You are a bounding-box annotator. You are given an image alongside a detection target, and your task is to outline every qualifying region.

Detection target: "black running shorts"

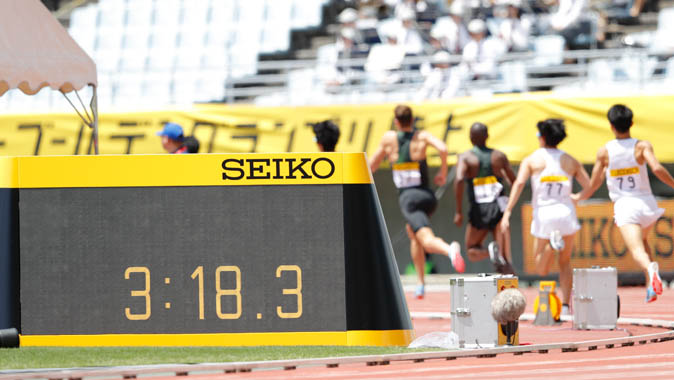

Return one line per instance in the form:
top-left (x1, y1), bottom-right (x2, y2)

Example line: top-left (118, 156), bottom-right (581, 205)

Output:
top-left (398, 187), bottom-right (437, 232)
top-left (468, 201), bottom-right (503, 230)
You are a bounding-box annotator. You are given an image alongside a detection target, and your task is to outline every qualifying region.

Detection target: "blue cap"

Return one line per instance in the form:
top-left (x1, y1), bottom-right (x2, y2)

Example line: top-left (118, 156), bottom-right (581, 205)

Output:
top-left (156, 123), bottom-right (184, 141)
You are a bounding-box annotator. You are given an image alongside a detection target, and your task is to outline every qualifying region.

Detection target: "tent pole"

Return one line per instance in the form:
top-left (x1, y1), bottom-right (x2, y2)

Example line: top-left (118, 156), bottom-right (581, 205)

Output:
top-left (91, 85), bottom-right (99, 155)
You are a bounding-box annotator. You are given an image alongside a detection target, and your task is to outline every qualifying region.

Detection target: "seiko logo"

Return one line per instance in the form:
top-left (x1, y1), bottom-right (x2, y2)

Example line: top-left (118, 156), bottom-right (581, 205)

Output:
top-left (221, 158), bottom-right (336, 180)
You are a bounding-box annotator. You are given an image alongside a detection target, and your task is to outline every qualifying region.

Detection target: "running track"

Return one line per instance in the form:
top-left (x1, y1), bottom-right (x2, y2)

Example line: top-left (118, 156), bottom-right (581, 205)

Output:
top-left (160, 286), bottom-right (673, 380)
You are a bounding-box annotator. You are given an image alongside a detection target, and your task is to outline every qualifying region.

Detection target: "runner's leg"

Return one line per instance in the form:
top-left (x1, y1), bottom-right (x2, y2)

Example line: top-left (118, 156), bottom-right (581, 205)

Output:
top-left (465, 224), bottom-right (489, 262)
top-left (416, 227), bottom-right (465, 272)
top-left (407, 224), bottom-right (426, 287)
top-left (533, 237), bottom-right (556, 276)
top-left (557, 234), bottom-right (575, 306)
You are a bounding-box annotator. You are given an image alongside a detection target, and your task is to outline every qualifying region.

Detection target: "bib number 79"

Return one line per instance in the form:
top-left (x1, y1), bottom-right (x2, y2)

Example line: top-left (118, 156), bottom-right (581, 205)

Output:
top-left (617, 176), bottom-right (636, 190)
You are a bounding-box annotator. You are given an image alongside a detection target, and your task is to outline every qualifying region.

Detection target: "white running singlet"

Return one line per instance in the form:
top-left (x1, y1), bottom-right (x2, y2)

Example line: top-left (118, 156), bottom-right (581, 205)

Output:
top-left (531, 148), bottom-right (573, 209)
top-left (529, 148), bottom-right (579, 238)
top-left (605, 138), bottom-right (652, 202)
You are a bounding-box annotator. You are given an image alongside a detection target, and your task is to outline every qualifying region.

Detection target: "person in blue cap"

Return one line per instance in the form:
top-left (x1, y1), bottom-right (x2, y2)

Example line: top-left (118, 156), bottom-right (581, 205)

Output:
top-left (157, 122), bottom-right (188, 154)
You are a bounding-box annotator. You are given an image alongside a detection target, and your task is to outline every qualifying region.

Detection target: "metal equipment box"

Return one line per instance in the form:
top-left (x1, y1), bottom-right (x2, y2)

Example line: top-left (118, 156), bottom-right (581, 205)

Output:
top-left (573, 267), bottom-right (618, 330)
top-left (450, 274), bottom-right (519, 348)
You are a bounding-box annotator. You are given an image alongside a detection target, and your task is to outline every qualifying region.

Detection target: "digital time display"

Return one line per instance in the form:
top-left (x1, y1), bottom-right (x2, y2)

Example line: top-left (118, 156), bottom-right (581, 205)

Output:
top-left (19, 186), bottom-right (346, 335)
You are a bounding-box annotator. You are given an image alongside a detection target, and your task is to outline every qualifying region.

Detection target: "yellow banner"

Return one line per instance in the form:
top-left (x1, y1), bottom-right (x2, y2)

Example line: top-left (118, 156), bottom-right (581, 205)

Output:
top-left (1, 93), bottom-right (674, 164)
top-left (520, 199), bottom-right (674, 275)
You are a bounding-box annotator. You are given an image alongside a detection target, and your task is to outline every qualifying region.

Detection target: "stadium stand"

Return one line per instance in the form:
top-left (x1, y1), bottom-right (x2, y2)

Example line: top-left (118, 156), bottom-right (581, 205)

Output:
top-left (0, 0), bottom-right (672, 112)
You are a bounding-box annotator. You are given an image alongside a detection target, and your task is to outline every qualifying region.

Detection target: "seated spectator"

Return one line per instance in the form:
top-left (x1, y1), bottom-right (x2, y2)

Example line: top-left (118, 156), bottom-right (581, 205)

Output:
top-left (365, 31), bottom-right (406, 85)
top-left (543, 0), bottom-right (598, 49)
top-left (417, 50), bottom-right (463, 99)
top-left (318, 27), bottom-right (368, 89)
top-left (461, 19), bottom-right (507, 79)
top-left (498, 0), bottom-right (534, 51)
top-left (395, 0), bottom-right (441, 22)
top-left (430, 1), bottom-right (470, 54)
top-left (394, 7), bottom-right (427, 56)
top-left (337, 8), bottom-right (367, 46)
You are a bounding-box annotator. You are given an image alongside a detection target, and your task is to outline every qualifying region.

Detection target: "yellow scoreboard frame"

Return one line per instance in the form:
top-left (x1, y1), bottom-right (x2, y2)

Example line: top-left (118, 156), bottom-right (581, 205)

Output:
top-left (1, 153), bottom-right (415, 347)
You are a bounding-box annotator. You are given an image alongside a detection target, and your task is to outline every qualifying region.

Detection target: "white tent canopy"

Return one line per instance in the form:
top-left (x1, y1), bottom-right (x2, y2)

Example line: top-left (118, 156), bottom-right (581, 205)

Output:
top-left (0, 0), bottom-right (99, 152)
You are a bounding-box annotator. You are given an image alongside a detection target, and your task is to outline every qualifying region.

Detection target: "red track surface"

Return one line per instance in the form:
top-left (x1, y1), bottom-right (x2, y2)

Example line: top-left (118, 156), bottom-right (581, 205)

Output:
top-left (150, 286), bottom-right (673, 380)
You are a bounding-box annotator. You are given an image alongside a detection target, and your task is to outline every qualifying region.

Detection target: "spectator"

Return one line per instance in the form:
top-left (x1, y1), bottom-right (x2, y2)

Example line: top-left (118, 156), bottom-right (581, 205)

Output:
top-left (156, 122), bottom-right (188, 154)
top-left (498, 0), bottom-right (534, 51)
top-left (395, 7), bottom-right (427, 56)
top-left (365, 29), bottom-right (406, 85)
top-left (318, 28), bottom-right (365, 89)
top-left (430, 1), bottom-right (470, 54)
top-left (337, 8), bottom-right (367, 46)
top-left (544, 0), bottom-right (598, 49)
top-left (418, 51), bottom-right (462, 99)
top-left (461, 19), bottom-right (506, 79)
top-left (312, 120), bottom-right (341, 152)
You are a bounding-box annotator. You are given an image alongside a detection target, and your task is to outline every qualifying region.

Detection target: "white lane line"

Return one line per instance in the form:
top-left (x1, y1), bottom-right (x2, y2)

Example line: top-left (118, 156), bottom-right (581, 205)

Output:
top-left (277, 352), bottom-right (674, 380)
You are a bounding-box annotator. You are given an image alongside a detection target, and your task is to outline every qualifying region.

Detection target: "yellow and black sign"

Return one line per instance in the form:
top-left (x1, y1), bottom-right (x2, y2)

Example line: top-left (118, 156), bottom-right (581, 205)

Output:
top-left (4, 153), bottom-right (412, 347)
top-left (1, 94), bottom-right (674, 164)
top-left (521, 200), bottom-right (674, 275)
top-left (8, 153), bottom-right (372, 188)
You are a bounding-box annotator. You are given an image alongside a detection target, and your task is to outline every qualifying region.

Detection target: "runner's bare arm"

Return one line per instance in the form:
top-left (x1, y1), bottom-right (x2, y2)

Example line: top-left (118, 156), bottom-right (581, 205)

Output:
top-left (453, 153), bottom-right (467, 226)
top-left (640, 140), bottom-right (674, 189)
top-left (572, 155), bottom-right (591, 192)
top-left (368, 132), bottom-right (392, 173)
top-left (422, 131), bottom-right (448, 186)
top-left (497, 150), bottom-right (517, 186)
top-left (500, 157), bottom-right (532, 233)
top-left (575, 147), bottom-right (608, 201)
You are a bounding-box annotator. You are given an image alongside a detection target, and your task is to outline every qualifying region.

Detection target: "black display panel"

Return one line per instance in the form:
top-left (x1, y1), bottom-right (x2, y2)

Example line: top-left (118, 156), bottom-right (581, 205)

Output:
top-left (19, 185), bottom-right (346, 335)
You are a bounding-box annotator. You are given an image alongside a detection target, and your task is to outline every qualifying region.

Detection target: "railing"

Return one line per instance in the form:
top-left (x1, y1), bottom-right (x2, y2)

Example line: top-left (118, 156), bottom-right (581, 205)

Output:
top-left (1, 47), bottom-right (672, 113)
top-left (219, 47), bottom-right (673, 105)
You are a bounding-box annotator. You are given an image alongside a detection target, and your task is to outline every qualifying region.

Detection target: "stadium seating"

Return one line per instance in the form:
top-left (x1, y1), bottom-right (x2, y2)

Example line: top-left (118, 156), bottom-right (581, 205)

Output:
top-left (51, 0), bottom-right (327, 109)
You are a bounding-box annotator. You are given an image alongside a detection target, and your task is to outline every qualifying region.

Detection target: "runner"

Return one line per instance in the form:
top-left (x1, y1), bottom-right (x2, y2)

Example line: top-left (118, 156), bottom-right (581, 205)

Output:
top-left (369, 104), bottom-right (465, 299)
top-left (454, 122), bottom-right (517, 274)
top-left (575, 104), bottom-right (674, 302)
top-left (501, 119), bottom-right (590, 314)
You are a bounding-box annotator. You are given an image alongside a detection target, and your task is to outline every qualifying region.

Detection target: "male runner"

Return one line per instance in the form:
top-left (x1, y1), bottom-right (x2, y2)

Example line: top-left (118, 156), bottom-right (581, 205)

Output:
top-left (454, 122), bottom-right (517, 274)
top-left (370, 105), bottom-right (465, 299)
top-left (501, 119), bottom-right (590, 314)
top-left (575, 104), bottom-right (674, 302)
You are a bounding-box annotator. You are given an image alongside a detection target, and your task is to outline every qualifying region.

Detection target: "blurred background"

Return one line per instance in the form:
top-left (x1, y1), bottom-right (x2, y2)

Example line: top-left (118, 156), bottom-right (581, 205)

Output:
top-left (2, 0), bottom-right (672, 111)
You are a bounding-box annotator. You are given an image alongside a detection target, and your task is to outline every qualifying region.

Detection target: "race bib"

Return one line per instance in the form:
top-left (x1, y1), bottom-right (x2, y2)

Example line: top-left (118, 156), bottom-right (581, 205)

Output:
top-left (473, 176), bottom-right (502, 204)
top-left (539, 175), bottom-right (570, 200)
top-left (609, 166), bottom-right (640, 192)
top-left (392, 162), bottom-right (422, 189)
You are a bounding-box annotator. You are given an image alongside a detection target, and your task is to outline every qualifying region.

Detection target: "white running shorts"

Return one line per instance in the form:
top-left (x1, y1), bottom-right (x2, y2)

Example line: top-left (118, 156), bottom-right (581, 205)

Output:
top-left (613, 195), bottom-right (664, 228)
top-left (531, 202), bottom-right (580, 239)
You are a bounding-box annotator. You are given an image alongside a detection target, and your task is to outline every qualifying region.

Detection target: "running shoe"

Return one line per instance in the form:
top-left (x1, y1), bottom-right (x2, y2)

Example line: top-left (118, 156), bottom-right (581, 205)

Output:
top-left (646, 287), bottom-right (657, 303)
top-left (448, 241), bottom-right (465, 273)
top-left (648, 262), bottom-right (663, 295)
top-left (561, 304), bottom-right (571, 316)
top-left (488, 241), bottom-right (506, 267)
top-left (550, 230), bottom-right (564, 252)
top-left (415, 284), bottom-right (425, 299)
